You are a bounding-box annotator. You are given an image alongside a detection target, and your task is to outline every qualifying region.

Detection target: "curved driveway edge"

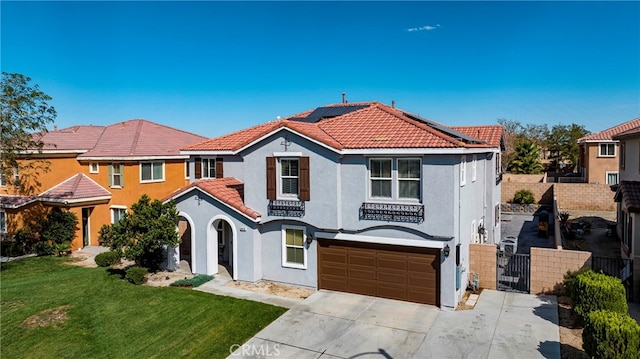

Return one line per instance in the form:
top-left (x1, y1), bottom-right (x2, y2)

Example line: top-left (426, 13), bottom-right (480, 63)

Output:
top-left (229, 289), bottom-right (560, 358)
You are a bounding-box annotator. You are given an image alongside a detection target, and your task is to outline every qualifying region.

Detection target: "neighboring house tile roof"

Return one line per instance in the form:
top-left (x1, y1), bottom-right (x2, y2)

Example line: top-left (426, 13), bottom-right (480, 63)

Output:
top-left (578, 118), bottom-right (640, 142)
top-left (613, 126), bottom-right (640, 140)
top-left (38, 119), bottom-right (207, 158)
top-left (165, 178), bottom-right (261, 221)
top-left (39, 174), bottom-right (111, 204)
top-left (0, 195), bottom-right (38, 209)
top-left (452, 125), bottom-right (505, 148)
top-left (183, 102), bottom-right (498, 153)
top-left (614, 181), bottom-right (640, 213)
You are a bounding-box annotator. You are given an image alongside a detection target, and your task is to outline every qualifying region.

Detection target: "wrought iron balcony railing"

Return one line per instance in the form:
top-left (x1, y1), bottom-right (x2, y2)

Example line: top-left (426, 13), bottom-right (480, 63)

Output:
top-left (268, 200), bottom-right (305, 217)
top-left (359, 202), bottom-right (424, 224)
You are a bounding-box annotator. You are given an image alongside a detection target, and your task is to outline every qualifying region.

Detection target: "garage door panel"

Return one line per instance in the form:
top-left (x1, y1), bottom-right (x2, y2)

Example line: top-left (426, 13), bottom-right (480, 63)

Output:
top-left (318, 239), bottom-right (440, 306)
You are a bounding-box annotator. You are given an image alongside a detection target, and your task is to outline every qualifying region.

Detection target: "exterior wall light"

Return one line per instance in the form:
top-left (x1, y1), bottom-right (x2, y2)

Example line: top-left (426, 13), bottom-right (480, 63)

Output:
top-left (443, 244), bottom-right (450, 257)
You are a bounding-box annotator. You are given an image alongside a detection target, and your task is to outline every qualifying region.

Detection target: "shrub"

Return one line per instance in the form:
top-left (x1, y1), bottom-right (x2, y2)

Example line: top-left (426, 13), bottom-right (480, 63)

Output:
top-left (513, 189), bottom-right (535, 204)
top-left (94, 251), bottom-right (121, 267)
top-left (583, 310), bottom-right (640, 359)
top-left (573, 270), bottom-right (627, 318)
top-left (125, 267), bottom-right (148, 285)
top-left (563, 268), bottom-right (589, 298)
top-left (170, 274), bottom-right (214, 288)
top-left (34, 241), bottom-right (54, 256)
top-left (41, 208), bottom-right (78, 246)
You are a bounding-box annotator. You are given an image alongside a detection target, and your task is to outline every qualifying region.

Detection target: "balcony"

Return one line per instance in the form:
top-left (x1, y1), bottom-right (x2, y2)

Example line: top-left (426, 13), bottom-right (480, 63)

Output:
top-left (268, 200), bottom-right (305, 217)
top-left (359, 202), bottom-right (425, 224)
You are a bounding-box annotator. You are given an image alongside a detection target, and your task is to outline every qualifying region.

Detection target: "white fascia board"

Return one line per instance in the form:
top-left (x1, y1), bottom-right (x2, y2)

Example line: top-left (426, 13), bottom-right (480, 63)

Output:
top-left (581, 139), bottom-right (619, 143)
top-left (180, 150), bottom-right (235, 156)
top-left (343, 147), bottom-right (497, 156)
top-left (78, 155), bottom-right (189, 161)
top-left (32, 149), bottom-right (88, 154)
top-left (165, 186), bottom-right (261, 223)
top-left (40, 195), bottom-right (112, 205)
top-left (315, 231), bottom-right (448, 249)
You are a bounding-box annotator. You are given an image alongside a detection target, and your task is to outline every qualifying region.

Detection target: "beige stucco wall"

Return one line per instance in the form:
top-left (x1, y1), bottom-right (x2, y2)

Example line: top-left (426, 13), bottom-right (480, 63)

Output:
top-left (585, 142), bottom-right (619, 184)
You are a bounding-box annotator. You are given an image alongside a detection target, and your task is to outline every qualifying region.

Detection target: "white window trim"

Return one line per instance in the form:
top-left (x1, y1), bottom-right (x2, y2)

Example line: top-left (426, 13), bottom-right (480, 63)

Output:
top-left (89, 163), bottom-right (99, 174)
top-left (472, 155), bottom-right (477, 182)
top-left (460, 156), bottom-right (467, 187)
top-left (278, 157), bottom-right (300, 199)
top-left (605, 171), bottom-right (619, 185)
top-left (471, 220), bottom-right (478, 243)
top-left (0, 209), bottom-right (6, 233)
top-left (598, 143), bottom-right (616, 157)
top-left (110, 163), bottom-right (123, 189)
top-left (397, 158), bottom-right (421, 201)
top-left (184, 160), bottom-right (190, 180)
top-left (200, 158), bottom-right (217, 179)
top-left (110, 205), bottom-right (127, 224)
top-left (281, 225), bottom-right (307, 269)
top-left (139, 161), bottom-right (165, 183)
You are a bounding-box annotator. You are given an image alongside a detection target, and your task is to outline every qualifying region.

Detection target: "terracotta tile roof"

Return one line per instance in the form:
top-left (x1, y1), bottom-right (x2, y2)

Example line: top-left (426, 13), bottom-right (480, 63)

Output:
top-left (0, 195), bottom-right (38, 209)
top-left (578, 118), bottom-right (640, 142)
top-left (613, 126), bottom-right (640, 140)
top-left (614, 181), bottom-right (640, 213)
top-left (37, 119), bottom-right (206, 158)
top-left (166, 178), bottom-right (261, 220)
top-left (452, 125), bottom-right (504, 148)
top-left (183, 102), bottom-right (498, 153)
top-left (39, 174), bottom-right (111, 204)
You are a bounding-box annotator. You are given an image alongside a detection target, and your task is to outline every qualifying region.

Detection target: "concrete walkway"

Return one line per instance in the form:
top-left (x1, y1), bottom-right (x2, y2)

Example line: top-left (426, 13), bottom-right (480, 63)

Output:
top-left (229, 290), bottom-right (560, 358)
top-left (195, 266), bottom-right (303, 309)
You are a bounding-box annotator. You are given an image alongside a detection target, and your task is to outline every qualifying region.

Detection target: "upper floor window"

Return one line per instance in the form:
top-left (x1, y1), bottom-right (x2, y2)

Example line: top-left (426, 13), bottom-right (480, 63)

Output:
top-left (472, 155), bottom-right (477, 182)
top-left (140, 161), bottom-right (164, 182)
top-left (184, 160), bottom-right (190, 179)
top-left (619, 142), bottom-right (626, 170)
top-left (194, 157), bottom-right (223, 179)
top-left (369, 158), bottom-right (421, 201)
top-left (108, 163), bottom-right (124, 188)
top-left (0, 165), bottom-right (19, 187)
top-left (89, 163), bottom-right (99, 174)
top-left (606, 172), bottom-right (619, 185)
top-left (370, 158), bottom-right (392, 198)
top-left (398, 159), bottom-right (420, 200)
top-left (280, 158), bottom-right (299, 197)
top-left (281, 225), bottom-right (307, 269)
top-left (266, 156), bottom-right (309, 201)
top-left (598, 143), bottom-right (616, 157)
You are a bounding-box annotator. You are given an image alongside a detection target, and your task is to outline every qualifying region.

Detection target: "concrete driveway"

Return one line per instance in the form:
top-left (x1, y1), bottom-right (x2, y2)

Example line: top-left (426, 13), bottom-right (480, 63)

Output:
top-left (229, 289), bottom-right (560, 358)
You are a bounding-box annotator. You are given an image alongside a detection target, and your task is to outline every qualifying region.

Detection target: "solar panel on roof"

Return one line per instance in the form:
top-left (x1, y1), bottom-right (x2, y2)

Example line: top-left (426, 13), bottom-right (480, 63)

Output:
top-left (290, 105), bottom-right (369, 123)
top-left (403, 112), bottom-right (484, 144)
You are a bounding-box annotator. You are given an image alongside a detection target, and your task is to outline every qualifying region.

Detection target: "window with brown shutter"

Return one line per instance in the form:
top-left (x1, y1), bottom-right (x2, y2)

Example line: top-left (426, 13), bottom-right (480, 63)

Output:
top-left (215, 157), bottom-right (224, 178)
top-left (299, 156), bottom-right (310, 201)
top-left (266, 157), bottom-right (276, 199)
top-left (194, 157), bottom-right (202, 179)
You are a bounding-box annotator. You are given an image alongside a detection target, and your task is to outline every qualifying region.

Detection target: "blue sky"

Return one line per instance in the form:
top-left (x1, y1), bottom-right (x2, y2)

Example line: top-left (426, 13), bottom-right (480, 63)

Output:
top-left (2, 1), bottom-right (638, 138)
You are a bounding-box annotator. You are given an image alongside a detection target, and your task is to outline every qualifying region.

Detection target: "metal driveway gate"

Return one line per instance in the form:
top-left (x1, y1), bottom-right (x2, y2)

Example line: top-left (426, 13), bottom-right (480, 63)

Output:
top-left (497, 252), bottom-right (530, 293)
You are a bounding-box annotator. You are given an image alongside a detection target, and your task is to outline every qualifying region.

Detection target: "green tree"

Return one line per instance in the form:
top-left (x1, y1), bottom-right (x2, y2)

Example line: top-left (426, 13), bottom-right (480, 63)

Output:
top-left (99, 195), bottom-right (179, 270)
top-left (509, 140), bottom-right (544, 174)
top-left (545, 124), bottom-right (590, 171)
top-left (41, 208), bottom-right (78, 255)
top-left (0, 72), bottom-right (56, 191)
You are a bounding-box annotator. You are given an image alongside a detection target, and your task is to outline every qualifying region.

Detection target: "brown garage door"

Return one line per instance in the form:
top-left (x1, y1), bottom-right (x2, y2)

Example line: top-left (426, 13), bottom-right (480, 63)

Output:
top-left (318, 239), bottom-right (440, 306)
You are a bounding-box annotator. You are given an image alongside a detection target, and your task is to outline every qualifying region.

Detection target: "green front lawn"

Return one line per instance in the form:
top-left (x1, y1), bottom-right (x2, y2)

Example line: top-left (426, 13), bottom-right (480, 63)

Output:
top-left (1, 257), bottom-right (286, 358)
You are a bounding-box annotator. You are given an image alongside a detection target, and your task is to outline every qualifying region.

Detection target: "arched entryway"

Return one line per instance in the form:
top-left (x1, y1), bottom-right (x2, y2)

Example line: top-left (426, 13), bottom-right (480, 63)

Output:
top-left (178, 215), bottom-right (193, 273)
top-left (208, 216), bottom-right (237, 279)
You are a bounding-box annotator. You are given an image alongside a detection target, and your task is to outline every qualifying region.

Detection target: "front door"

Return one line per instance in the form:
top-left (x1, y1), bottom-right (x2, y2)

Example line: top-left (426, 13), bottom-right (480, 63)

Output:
top-left (81, 207), bottom-right (92, 247)
top-left (178, 217), bottom-right (191, 268)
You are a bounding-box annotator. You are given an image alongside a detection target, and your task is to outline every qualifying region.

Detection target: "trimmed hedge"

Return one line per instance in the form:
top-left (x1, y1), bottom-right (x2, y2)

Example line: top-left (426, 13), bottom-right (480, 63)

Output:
top-left (572, 270), bottom-right (627, 318)
top-left (94, 251), bottom-right (121, 267)
top-left (513, 189), bottom-right (536, 204)
top-left (583, 310), bottom-right (640, 359)
top-left (170, 275), bottom-right (214, 288)
top-left (125, 267), bottom-right (148, 285)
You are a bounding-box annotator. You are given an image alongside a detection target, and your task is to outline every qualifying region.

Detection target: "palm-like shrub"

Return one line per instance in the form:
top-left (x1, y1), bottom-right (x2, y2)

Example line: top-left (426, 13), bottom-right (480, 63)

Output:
top-left (509, 140), bottom-right (543, 174)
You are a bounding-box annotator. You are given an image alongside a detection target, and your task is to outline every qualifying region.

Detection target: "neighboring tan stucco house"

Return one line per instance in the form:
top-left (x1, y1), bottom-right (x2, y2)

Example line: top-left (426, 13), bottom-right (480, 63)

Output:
top-left (578, 118), bottom-right (640, 185)
top-left (612, 125), bottom-right (640, 301)
top-left (0, 120), bottom-right (206, 250)
top-left (165, 101), bottom-right (504, 310)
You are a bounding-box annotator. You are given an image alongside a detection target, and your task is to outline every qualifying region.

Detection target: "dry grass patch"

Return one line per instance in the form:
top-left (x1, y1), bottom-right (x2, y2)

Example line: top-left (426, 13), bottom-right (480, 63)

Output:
top-left (22, 305), bottom-right (71, 329)
top-left (226, 280), bottom-right (314, 300)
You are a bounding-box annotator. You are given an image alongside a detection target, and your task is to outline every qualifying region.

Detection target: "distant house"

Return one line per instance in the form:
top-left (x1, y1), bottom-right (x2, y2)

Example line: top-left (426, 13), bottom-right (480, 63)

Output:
top-left (577, 118), bottom-right (640, 185)
top-left (166, 101), bottom-right (504, 310)
top-left (0, 120), bottom-right (206, 250)
top-left (612, 125), bottom-right (640, 301)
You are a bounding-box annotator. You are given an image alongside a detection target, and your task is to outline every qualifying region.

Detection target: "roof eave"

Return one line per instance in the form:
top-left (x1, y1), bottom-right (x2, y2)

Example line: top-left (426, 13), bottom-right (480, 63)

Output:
top-left (164, 186), bottom-right (261, 223)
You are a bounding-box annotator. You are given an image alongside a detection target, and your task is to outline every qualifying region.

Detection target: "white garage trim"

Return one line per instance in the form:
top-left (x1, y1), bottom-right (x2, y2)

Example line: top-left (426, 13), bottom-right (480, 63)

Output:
top-left (315, 232), bottom-right (447, 249)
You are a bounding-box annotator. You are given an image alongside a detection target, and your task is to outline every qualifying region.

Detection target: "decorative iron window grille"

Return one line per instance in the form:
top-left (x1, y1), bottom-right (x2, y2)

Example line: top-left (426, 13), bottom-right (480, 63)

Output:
top-left (268, 200), bottom-right (305, 217)
top-left (359, 202), bottom-right (424, 223)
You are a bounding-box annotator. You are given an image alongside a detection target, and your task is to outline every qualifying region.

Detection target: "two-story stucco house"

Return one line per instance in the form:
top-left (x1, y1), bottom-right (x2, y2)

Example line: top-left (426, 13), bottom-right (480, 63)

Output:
top-left (577, 118), bottom-right (640, 185)
top-left (0, 119), bottom-right (206, 250)
top-left (612, 125), bottom-right (640, 301)
top-left (165, 102), bottom-right (504, 310)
